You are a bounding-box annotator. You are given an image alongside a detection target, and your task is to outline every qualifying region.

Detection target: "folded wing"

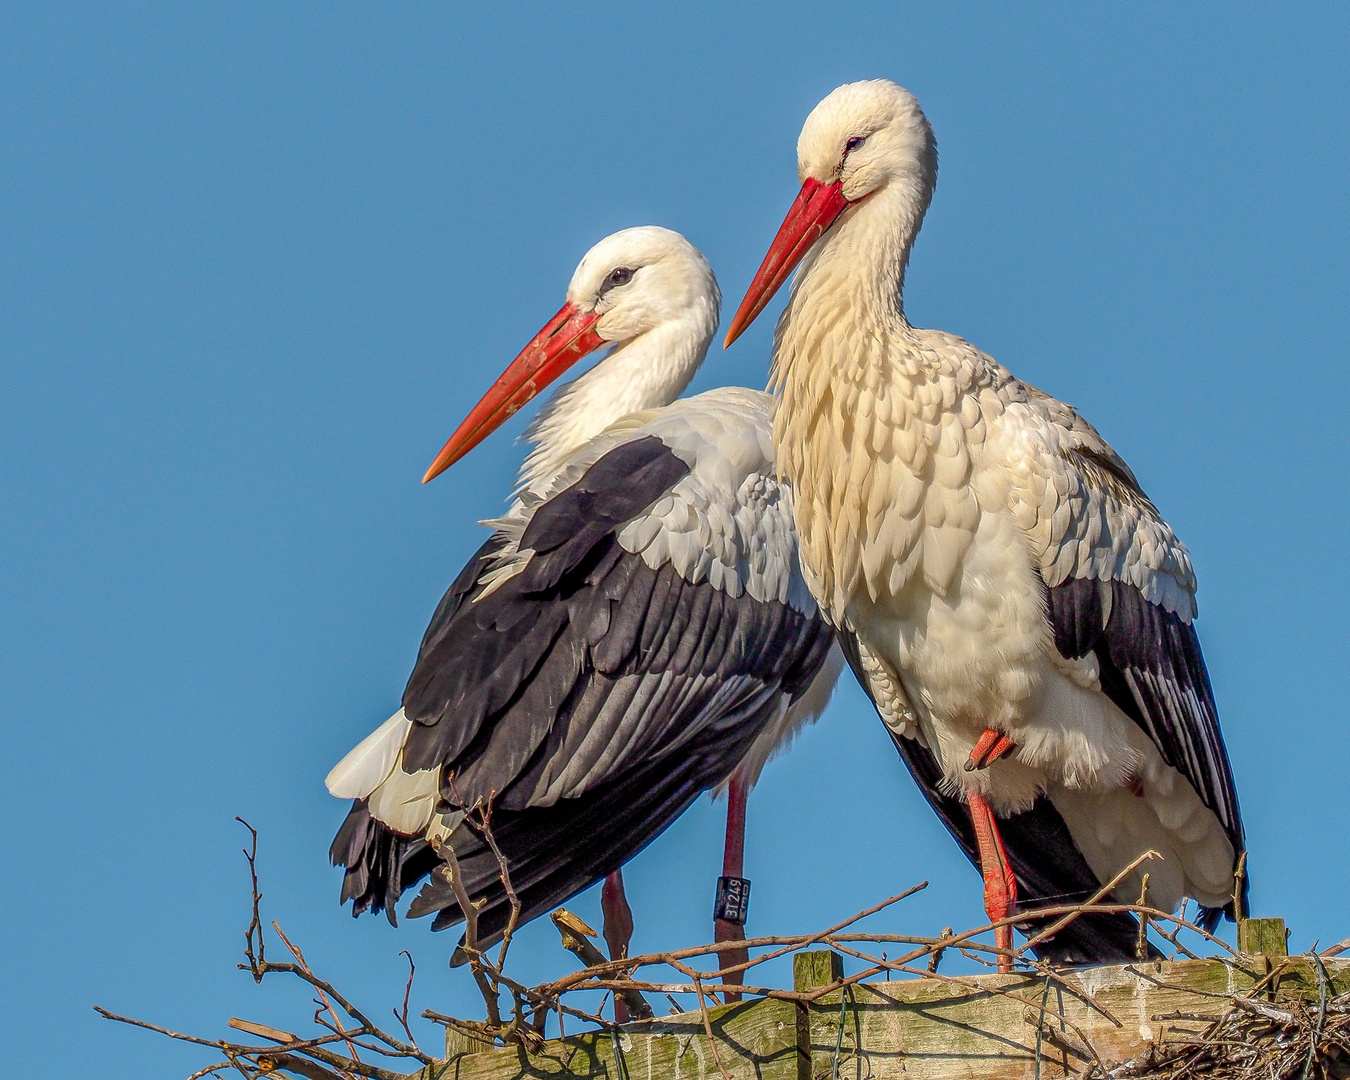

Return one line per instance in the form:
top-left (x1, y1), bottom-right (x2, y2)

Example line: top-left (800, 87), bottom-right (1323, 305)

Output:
top-left (330, 392), bottom-right (836, 945)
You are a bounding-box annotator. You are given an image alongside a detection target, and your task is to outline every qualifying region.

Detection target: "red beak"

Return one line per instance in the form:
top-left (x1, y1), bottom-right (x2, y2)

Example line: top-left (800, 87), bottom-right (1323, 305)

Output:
top-left (723, 178), bottom-right (852, 348)
top-left (422, 302), bottom-right (604, 484)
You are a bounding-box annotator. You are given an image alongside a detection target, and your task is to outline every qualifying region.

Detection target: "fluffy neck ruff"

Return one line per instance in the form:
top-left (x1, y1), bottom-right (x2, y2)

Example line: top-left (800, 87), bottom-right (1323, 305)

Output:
top-left (767, 180), bottom-right (965, 619)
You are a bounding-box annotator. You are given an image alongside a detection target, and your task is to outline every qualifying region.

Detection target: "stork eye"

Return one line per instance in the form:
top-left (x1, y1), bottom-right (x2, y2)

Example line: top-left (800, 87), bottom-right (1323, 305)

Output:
top-left (844, 135), bottom-right (867, 156)
top-left (607, 267), bottom-right (634, 287)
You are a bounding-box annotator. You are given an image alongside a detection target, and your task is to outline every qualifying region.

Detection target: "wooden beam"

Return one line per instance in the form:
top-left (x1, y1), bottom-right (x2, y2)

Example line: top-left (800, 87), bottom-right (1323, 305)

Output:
top-left (412, 954), bottom-right (1349, 1080)
top-left (444, 1024), bottom-right (494, 1062)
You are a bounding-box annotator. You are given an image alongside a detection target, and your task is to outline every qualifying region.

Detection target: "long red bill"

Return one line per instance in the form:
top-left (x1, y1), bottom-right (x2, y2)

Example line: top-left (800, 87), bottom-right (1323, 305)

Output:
top-left (723, 178), bottom-right (851, 348)
top-left (422, 302), bottom-right (604, 483)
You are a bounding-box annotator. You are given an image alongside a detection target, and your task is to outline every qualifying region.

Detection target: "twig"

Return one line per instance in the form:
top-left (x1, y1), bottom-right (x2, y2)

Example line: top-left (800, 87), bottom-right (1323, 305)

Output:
top-left (928, 927), bottom-right (953, 974)
top-left (236, 817), bottom-right (265, 981)
top-left (425, 956), bottom-right (620, 1042)
top-left (1026, 958), bottom-right (1125, 1029)
top-left (185, 1064), bottom-right (235, 1080)
top-left (1152, 915), bottom-right (1202, 961)
top-left (429, 995), bottom-right (612, 1038)
top-left (468, 799), bottom-right (523, 974)
top-left (1016, 850), bottom-right (1160, 957)
top-left (94, 1007), bottom-right (410, 1080)
top-left (539, 897), bottom-right (1235, 1014)
top-left (550, 908), bottom-right (653, 1021)
top-left (536, 977), bottom-right (780, 998)
top-left (96, 1006), bottom-right (236, 1052)
top-left (720, 881), bottom-right (929, 982)
top-left (428, 792), bottom-right (548, 1050)
top-left (1232, 850), bottom-right (1247, 922)
top-left (272, 920), bottom-right (362, 1065)
top-left (1135, 874), bottom-right (1151, 962)
top-left (541, 881), bottom-right (929, 995)
top-left (693, 976), bottom-right (735, 1080)
top-left (394, 951), bottom-right (418, 1051)
top-left (1023, 1009), bottom-right (1097, 1066)
top-left (433, 838), bottom-right (503, 1029)
top-left (231, 821), bottom-right (431, 1065)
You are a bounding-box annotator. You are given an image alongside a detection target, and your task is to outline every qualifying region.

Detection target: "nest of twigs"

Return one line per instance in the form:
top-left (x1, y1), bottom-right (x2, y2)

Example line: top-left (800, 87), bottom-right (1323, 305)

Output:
top-left (1115, 981), bottom-right (1350, 1080)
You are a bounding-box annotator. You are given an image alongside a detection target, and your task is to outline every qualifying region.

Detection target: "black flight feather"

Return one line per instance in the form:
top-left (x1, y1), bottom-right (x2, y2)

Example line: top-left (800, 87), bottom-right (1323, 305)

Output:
top-left (331, 435), bottom-right (835, 937)
top-left (1045, 576), bottom-right (1246, 928)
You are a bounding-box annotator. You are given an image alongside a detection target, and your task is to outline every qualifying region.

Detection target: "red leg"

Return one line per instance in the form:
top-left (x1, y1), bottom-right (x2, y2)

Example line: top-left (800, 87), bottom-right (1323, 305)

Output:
top-left (715, 772), bottom-right (750, 1003)
top-left (966, 728), bottom-right (1016, 771)
top-left (967, 790), bottom-right (1018, 973)
top-left (601, 869), bottom-right (634, 1023)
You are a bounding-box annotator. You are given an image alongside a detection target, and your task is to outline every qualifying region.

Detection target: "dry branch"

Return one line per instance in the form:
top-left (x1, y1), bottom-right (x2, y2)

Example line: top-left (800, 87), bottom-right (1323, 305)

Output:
top-left (97, 819), bottom-right (435, 1080)
top-left (98, 815), bottom-right (1323, 1080)
top-left (551, 908), bottom-right (654, 1020)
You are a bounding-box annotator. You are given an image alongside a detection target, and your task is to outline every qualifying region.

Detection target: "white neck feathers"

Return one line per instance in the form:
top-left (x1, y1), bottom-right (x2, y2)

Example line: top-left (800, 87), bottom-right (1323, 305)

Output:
top-left (517, 313), bottom-right (713, 492)
top-left (768, 176), bottom-right (953, 619)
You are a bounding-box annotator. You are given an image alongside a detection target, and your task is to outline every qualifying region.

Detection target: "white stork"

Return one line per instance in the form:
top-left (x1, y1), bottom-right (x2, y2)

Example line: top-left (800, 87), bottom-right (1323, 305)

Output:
top-left (326, 227), bottom-right (841, 1002)
top-left (725, 81), bottom-right (1246, 968)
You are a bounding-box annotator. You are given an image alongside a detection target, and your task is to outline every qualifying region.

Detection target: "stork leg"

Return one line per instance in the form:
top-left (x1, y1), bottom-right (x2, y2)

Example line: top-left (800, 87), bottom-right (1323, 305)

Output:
top-left (601, 869), bottom-right (634, 1023)
top-left (967, 788), bottom-right (1018, 973)
top-left (715, 772), bottom-right (750, 1002)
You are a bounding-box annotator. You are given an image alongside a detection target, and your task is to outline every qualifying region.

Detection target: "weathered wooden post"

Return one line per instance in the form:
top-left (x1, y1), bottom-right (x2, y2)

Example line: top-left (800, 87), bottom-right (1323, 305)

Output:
top-left (793, 950), bottom-right (844, 991)
top-left (1238, 916), bottom-right (1288, 960)
top-left (793, 950), bottom-right (844, 1080)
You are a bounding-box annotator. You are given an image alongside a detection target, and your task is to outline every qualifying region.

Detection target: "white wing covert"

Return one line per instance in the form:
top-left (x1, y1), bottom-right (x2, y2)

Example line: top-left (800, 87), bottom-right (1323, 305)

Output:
top-left (1010, 387), bottom-right (1197, 620)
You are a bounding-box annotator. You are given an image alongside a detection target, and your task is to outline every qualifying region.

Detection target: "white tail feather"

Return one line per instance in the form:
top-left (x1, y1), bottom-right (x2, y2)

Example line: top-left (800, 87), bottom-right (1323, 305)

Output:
top-left (367, 758), bottom-right (440, 835)
top-left (325, 709), bottom-right (412, 799)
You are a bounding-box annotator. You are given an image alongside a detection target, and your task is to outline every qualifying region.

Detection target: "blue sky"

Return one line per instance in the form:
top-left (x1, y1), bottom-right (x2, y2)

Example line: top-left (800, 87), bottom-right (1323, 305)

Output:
top-left (2, 4), bottom-right (1347, 1075)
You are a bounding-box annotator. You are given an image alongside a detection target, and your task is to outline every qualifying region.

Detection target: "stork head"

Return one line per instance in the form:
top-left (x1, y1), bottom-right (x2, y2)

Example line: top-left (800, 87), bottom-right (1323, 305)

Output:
top-left (423, 226), bottom-right (718, 483)
top-left (725, 80), bottom-right (937, 346)
top-left (796, 80), bottom-right (936, 207)
top-left (567, 225), bottom-right (719, 344)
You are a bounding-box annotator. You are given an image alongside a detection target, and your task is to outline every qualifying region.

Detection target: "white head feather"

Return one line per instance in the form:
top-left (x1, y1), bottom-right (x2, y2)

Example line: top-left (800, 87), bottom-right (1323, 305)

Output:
top-left (520, 226), bottom-right (720, 491)
top-left (788, 80), bottom-right (939, 317)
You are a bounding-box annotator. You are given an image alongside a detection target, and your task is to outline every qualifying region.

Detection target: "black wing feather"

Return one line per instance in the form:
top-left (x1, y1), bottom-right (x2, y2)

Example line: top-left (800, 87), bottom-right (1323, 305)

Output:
top-left (332, 435), bottom-right (835, 932)
top-left (1047, 577), bottom-right (1246, 925)
top-left (408, 683), bottom-right (783, 947)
